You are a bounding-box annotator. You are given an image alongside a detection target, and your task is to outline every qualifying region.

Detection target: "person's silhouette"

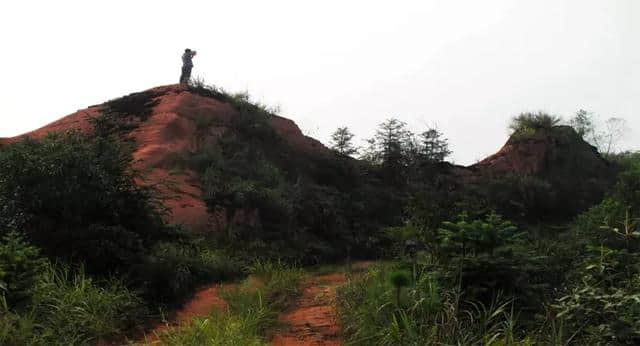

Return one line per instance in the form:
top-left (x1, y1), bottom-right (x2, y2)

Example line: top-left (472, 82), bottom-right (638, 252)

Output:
top-left (180, 48), bottom-right (197, 84)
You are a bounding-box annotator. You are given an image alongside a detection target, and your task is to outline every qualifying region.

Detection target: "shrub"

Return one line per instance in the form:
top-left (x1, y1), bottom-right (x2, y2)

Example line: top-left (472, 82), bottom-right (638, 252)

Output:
top-left (438, 212), bottom-right (522, 258)
top-left (0, 232), bottom-right (47, 308)
top-left (0, 132), bottom-right (165, 274)
top-left (133, 241), bottom-right (245, 303)
top-left (554, 258), bottom-right (640, 344)
top-left (389, 270), bottom-right (411, 306)
top-left (555, 176), bottom-right (640, 344)
top-left (509, 112), bottom-right (561, 136)
top-left (483, 174), bottom-right (557, 220)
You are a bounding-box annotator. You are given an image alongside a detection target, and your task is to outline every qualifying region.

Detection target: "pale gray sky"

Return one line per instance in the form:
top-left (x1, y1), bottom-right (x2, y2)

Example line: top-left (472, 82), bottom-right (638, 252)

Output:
top-left (1, 0), bottom-right (637, 164)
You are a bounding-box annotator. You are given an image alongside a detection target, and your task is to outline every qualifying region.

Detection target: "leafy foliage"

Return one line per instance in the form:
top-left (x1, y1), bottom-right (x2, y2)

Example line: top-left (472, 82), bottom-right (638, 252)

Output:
top-left (483, 174), bottom-right (557, 220)
top-left (0, 132), bottom-right (165, 274)
top-left (509, 112), bottom-right (562, 136)
top-left (134, 240), bottom-right (245, 302)
top-left (438, 212), bottom-right (521, 258)
top-left (173, 82), bottom-right (401, 261)
top-left (330, 126), bottom-right (358, 156)
top-left (554, 174), bottom-right (640, 344)
top-left (418, 127), bottom-right (451, 162)
top-left (0, 232), bottom-right (47, 308)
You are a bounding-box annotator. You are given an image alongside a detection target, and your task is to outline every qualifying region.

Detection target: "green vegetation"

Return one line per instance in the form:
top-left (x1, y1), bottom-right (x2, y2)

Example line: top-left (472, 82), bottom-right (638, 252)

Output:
top-left (337, 146), bottom-right (640, 345)
top-left (0, 131), bottom-right (164, 274)
top-left (153, 260), bottom-right (305, 346)
top-left (1, 258), bottom-right (144, 346)
top-left (330, 126), bottom-right (358, 156)
top-left (184, 82), bottom-right (403, 261)
top-left (338, 264), bottom-right (527, 345)
top-left (0, 82), bottom-right (636, 345)
top-left (509, 112), bottom-right (562, 136)
top-left (0, 232), bottom-right (47, 308)
top-left (569, 109), bottom-right (630, 156)
top-left (0, 101), bottom-right (246, 344)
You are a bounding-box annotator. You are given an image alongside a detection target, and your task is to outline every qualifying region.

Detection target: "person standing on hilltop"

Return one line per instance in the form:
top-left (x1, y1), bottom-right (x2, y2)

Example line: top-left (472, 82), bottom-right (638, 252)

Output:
top-left (179, 48), bottom-right (197, 84)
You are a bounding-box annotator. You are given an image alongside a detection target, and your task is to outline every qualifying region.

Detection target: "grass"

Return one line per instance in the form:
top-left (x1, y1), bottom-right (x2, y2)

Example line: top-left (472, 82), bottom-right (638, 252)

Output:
top-left (509, 112), bottom-right (562, 137)
top-left (150, 260), bottom-right (305, 346)
top-left (336, 263), bottom-right (538, 345)
top-left (0, 262), bottom-right (146, 346)
top-left (157, 311), bottom-right (270, 346)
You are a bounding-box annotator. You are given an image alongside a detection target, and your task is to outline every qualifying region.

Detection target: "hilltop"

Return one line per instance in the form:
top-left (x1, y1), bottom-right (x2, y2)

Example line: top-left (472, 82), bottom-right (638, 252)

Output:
top-left (1, 84), bottom-right (618, 229)
top-left (2, 85), bottom-right (331, 231)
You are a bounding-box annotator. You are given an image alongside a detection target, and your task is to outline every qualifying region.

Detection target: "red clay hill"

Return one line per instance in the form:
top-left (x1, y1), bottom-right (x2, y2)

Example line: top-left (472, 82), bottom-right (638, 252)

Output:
top-left (0, 85), bottom-right (617, 227)
top-left (463, 124), bottom-right (618, 217)
top-left (0, 85), bottom-right (330, 231)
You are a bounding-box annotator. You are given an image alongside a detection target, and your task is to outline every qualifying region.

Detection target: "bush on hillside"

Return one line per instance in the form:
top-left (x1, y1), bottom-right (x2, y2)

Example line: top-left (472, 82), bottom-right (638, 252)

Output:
top-left (133, 241), bottom-right (244, 302)
top-left (509, 112), bottom-right (561, 136)
top-left (0, 232), bottom-right (47, 308)
top-left (0, 131), bottom-right (166, 274)
top-left (483, 174), bottom-right (557, 220)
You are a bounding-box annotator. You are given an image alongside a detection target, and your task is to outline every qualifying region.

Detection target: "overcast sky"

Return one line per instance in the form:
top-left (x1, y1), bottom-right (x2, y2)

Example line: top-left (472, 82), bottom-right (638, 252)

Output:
top-left (1, 0), bottom-right (637, 164)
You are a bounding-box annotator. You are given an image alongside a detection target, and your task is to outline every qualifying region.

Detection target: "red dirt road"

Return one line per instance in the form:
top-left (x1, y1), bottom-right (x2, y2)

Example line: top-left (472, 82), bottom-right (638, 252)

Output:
top-left (271, 273), bottom-right (347, 346)
top-left (140, 283), bottom-right (232, 345)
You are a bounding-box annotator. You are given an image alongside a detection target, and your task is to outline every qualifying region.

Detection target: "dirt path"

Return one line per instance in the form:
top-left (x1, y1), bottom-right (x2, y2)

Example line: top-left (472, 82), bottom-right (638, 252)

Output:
top-left (139, 283), bottom-right (233, 345)
top-left (271, 273), bottom-right (347, 346)
top-left (270, 261), bottom-right (376, 346)
top-left (125, 261), bottom-right (374, 346)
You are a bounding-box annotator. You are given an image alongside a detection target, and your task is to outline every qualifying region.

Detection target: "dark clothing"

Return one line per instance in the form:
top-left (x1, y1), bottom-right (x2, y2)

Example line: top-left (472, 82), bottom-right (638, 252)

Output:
top-left (180, 65), bottom-right (193, 84)
top-left (182, 51), bottom-right (195, 68)
top-left (180, 51), bottom-right (196, 84)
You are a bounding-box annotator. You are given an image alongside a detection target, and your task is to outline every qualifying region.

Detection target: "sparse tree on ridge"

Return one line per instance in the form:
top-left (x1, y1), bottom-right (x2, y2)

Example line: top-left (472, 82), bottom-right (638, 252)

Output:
top-left (570, 109), bottom-right (594, 138)
top-left (569, 109), bottom-right (629, 155)
top-left (330, 127), bottom-right (358, 156)
top-left (364, 118), bottom-right (414, 186)
top-left (601, 117), bottom-right (629, 155)
top-left (375, 118), bottom-right (413, 165)
top-left (419, 127), bottom-right (451, 162)
top-left (359, 137), bottom-right (379, 164)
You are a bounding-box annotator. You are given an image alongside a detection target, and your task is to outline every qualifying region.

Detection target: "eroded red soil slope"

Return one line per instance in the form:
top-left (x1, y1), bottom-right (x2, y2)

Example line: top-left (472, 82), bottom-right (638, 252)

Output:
top-left (0, 84), bottom-right (330, 231)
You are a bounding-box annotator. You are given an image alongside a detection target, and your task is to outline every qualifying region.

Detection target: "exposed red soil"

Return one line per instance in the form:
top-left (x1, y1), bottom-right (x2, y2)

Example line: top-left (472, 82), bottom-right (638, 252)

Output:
top-left (1, 106), bottom-right (101, 145)
top-left (471, 135), bottom-right (550, 175)
top-left (271, 273), bottom-right (347, 346)
top-left (0, 84), bottom-right (331, 232)
top-left (140, 282), bottom-right (234, 345)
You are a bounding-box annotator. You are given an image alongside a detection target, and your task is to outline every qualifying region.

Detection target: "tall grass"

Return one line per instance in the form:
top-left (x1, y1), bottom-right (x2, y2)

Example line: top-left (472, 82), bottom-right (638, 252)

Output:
top-left (157, 311), bottom-right (270, 346)
top-left (509, 112), bottom-right (562, 137)
top-left (152, 260), bottom-right (305, 346)
top-left (337, 263), bottom-right (534, 345)
top-left (0, 262), bottom-right (145, 346)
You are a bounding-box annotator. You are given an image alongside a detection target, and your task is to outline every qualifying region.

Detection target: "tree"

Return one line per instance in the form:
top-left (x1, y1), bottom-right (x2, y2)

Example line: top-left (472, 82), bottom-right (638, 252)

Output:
top-left (569, 109), bottom-right (629, 155)
top-left (569, 109), bottom-right (594, 138)
top-left (419, 127), bottom-right (451, 162)
top-left (368, 118), bottom-right (414, 185)
top-left (438, 212), bottom-right (521, 258)
top-left (330, 126), bottom-right (358, 156)
top-left (601, 117), bottom-right (629, 155)
top-left (0, 132), bottom-right (165, 274)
